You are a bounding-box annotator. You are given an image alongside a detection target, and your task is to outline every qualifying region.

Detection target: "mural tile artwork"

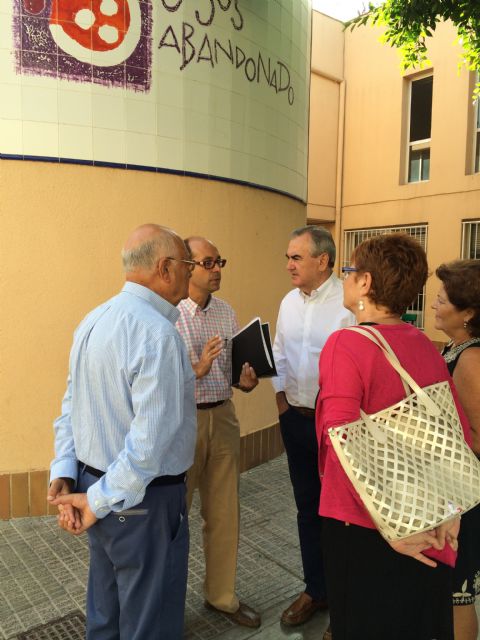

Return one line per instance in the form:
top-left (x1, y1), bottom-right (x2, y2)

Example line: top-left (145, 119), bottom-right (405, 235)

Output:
top-left (13, 0), bottom-right (152, 91)
top-left (3, 0), bottom-right (312, 200)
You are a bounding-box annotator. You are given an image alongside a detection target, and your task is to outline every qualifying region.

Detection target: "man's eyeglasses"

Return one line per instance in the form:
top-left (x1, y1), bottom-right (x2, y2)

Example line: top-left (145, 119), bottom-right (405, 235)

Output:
top-left (341, 266), bottom-right (358, 280)
top-left (168, 257), bottom-right (197, 272)
top-left (193, 258), bottom-right (227, 270)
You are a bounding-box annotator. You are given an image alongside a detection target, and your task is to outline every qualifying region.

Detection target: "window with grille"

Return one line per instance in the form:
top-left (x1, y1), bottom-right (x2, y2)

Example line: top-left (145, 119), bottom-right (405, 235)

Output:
top-left (462, 220), bottom-right (480, 259)
top-left (407, 75), bottom-right (433, 183)
top-left (343, 224), bottom-right (428, 329)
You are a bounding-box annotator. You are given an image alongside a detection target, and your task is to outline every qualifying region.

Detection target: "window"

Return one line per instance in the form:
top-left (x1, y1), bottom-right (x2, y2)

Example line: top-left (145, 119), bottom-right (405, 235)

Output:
top-left (474, 100), bottom-right (480, 173)
top-left (407, 75), bottom-right (433, 182)
top-left (462, 220), bottom-right (480, 259)
top-left (466, 71), bottom-right (480, 175)
top-left (343, 224), bottom-right (428, 329)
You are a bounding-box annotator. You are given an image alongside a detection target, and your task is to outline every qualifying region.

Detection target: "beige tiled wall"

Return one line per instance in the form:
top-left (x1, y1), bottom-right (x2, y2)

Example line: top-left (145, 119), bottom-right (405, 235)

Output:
top-left (0, 469), bottom-right (57, 520)
top-left (0, 425), bottom-right (284, 520)
top-left (240, 423), bottom-right (284, 473)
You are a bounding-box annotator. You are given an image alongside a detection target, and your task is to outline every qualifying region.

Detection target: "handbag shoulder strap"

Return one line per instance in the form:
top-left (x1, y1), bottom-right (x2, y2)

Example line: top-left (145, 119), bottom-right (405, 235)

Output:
top-left (346, 326), bottom-right (409, 396)
top-left (344, 326), bottom-right (442, 417)
top-left (350, 326), bottom-right (405, 365)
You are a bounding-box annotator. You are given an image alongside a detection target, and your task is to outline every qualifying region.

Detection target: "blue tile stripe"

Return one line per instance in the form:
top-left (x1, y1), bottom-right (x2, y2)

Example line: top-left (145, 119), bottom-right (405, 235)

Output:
top-left (0, 153), bottom-right (305, 203)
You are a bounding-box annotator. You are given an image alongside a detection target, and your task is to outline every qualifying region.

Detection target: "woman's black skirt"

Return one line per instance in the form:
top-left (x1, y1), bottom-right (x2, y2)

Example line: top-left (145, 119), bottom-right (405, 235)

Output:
top-left (322, 517), bottom-right (453, 640)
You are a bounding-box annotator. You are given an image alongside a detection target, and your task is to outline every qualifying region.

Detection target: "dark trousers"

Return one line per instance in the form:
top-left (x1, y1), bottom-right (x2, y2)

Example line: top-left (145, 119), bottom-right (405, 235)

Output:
top-left (78, 468), bottom-right (189, 640)
top-left (279, 406), bottom-right (326, 600)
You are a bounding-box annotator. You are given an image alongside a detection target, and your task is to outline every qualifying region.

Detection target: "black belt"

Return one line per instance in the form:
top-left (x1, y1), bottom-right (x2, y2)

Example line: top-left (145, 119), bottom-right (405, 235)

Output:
top-left (291, 405), bottom-right (315, 419)
top-left (79, 462), bottom-right (185, 487)
top-left (197, 400), bottom-right (226, 410)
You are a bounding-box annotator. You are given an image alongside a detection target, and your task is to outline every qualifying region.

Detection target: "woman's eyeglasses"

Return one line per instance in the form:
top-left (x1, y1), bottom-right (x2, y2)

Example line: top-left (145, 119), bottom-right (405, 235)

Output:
top-left (341, 266), bottom-right (358, 280)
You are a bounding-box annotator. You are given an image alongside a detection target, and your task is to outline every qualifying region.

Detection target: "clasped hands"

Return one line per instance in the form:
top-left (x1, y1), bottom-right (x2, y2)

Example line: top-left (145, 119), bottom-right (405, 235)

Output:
top-left (388, 517), bottom-right (460, 567)
top-left (47, 477), bottom-right (97, 536)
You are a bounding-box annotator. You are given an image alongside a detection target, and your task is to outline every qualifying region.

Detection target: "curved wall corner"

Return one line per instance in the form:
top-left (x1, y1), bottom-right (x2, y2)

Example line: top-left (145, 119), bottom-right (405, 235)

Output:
top-left (0, 2), bottom-right (311, 517)
top-left (0, 160), bottom-right (305, 476)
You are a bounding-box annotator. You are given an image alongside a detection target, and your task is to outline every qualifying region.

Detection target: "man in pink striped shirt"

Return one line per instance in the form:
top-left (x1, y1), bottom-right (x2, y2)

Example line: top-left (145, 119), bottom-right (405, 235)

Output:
top-left (176, 236), bottom-right (261, 629)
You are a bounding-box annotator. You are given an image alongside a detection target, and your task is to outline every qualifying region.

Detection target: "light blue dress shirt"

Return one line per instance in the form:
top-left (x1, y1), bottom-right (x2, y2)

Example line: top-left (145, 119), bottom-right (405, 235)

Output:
top-left (50, 282), bottom-right (197, 519)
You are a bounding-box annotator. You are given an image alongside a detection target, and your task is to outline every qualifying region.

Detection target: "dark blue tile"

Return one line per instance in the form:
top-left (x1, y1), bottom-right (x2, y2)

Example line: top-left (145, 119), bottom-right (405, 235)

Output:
top-left (23, 154), bottom-right (60, 163)
top-left (126, 163), bottom-right (157, 172)
top-left (93, 160), bottom-right (127, 169)
top-left (59, 158), bottom-right (94, 166)
top-left (0, 153), bottom-right (24, 160)
top-left (157, 166), bottom-right (185, 176)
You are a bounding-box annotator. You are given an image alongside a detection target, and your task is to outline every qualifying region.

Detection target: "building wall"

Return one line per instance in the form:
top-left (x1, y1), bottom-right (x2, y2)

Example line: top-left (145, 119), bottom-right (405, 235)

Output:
top-left (341, 20), bottom-right (480, 340)
top-left (0, 1), bottom-right (313, 518)
top-left (6, 10), bottom-right (478, 518)
top-left (0, 160), bottom-right (304, 515)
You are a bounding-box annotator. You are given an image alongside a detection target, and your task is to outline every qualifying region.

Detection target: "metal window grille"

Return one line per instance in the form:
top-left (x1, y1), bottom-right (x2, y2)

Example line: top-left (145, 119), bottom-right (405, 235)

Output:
top-left (343, 224), bottom-right (428, 329)
top-left (461, 220), bottom-right (480, 259)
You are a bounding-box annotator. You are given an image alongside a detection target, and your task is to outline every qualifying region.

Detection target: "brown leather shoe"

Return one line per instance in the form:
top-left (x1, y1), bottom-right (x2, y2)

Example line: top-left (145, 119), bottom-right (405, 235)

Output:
top-left (280, 592), bottom-right (328, 626)
top-left (204, 601), bottom-right (261, 628)
top-left (323, 624), bottom-right (332, 640)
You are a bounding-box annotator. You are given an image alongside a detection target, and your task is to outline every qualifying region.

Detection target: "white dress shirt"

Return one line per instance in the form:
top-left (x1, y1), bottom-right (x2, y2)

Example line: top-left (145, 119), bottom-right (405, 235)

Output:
top-left (272, 274), bottom-right (355, 408)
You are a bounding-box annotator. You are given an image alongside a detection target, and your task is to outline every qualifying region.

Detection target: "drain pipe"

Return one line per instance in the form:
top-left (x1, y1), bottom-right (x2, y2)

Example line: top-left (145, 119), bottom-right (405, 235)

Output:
top-left (334, 79), bottom-right (346, 272)
top-left (308, 66), bottom-right (346, 274)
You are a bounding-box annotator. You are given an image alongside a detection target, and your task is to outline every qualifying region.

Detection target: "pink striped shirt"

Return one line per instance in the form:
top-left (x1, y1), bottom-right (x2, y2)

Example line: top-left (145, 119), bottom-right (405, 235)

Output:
top-left (176, 296), bottom-right (239, 403)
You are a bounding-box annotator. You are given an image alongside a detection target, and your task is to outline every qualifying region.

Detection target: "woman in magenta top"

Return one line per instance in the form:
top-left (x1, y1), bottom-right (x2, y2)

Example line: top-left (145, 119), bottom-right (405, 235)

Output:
top-left (316, 234), bottom-right (470, 640)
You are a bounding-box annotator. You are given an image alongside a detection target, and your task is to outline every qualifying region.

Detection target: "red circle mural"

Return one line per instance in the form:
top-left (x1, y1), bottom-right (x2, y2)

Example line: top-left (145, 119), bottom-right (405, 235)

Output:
top-left (49, 0), bottom-right (131, 52)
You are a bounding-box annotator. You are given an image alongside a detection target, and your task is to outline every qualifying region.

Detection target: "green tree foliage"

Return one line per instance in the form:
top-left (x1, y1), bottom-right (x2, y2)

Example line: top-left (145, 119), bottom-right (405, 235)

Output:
top-left (349, 1), bottom-right (480, 97)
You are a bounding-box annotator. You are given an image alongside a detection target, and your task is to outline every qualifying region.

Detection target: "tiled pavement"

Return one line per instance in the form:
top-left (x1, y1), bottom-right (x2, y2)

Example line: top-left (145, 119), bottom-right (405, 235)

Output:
top-left (0, 455), bottom-right (330, 639)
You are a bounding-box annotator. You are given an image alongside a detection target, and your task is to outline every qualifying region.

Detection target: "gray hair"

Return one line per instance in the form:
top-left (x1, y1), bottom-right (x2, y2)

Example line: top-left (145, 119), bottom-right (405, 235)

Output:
top-left (121, 229), bottom-right (179, 272)
top-left (291, 225), bottom-right (336, 268)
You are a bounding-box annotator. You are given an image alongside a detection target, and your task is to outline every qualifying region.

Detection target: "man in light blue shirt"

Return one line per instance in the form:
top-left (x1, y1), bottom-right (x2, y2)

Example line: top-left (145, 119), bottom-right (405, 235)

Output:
top-left (48, 224), bottom-right (197, 640)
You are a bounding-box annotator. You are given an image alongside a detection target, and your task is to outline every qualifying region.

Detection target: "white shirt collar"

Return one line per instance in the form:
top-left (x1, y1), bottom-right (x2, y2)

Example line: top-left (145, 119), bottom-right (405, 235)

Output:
top-left (298, 273), bottom-right (335, 302)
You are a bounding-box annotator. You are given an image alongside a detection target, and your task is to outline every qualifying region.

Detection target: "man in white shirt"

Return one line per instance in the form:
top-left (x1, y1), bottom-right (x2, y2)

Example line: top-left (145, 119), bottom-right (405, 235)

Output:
top-left (272, 226), bottom-right (354, 627)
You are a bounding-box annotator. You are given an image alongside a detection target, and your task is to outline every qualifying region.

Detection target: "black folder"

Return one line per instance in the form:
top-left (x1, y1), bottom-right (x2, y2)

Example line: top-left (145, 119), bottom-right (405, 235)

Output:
top-left (231, 317), bottom-right (277, 385)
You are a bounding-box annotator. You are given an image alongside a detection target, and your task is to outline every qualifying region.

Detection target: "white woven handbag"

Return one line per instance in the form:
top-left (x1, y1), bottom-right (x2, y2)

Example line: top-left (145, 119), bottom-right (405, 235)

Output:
top-left (328, 326), bottom-right (480, 541)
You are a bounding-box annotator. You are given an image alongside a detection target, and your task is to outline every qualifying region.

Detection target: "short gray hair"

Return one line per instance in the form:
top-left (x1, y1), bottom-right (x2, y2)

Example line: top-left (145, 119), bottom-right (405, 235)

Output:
top-left (121, 231), bottom-right (179, 272)
top-left (291, 225), bottom-right (336, 268)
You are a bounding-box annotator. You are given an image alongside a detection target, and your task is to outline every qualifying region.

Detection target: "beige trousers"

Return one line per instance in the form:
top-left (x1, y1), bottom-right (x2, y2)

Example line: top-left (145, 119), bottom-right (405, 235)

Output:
top-left (186, 399), bottom-right (240, 613)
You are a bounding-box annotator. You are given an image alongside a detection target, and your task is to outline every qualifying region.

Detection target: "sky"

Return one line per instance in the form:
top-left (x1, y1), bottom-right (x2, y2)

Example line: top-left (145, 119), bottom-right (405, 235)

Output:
top-left (311, 0), bottom-right (371, 22)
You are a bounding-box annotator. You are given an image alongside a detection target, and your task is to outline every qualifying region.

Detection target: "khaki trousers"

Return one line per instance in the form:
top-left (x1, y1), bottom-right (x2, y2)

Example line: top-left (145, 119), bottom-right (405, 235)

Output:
top-left (186, 399), bottom-right (240, 613)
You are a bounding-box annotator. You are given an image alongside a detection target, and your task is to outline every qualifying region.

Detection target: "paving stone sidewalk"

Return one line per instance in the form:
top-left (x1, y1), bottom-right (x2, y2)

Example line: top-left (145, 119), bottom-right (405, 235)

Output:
top-left (0, 455), bottom-right (330, 639)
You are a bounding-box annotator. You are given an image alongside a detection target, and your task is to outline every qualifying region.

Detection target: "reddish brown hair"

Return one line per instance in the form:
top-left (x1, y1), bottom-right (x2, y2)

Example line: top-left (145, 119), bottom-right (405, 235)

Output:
top-left (436, 260), bottom-right (480, 338)
top-left (352, 233), bottom-right (428, 316)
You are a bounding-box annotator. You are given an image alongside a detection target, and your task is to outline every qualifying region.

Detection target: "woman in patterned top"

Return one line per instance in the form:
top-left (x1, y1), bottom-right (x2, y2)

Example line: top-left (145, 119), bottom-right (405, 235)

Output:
top-left (433, 260), bottom-right (480, 640)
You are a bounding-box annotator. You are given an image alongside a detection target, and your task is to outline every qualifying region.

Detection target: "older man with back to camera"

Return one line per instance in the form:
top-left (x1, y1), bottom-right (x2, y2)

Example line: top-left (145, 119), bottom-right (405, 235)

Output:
top-left (48, 224), bottom-right (197, 640)
top-left (272, 225), bottom-right (355, 627)
top-left (175, 236), bottom-right (261, 629)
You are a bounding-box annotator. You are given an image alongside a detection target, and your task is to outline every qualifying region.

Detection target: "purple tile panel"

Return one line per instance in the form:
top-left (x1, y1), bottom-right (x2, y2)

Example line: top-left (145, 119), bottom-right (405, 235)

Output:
top-left (13, 0), bottom-right (152, 92)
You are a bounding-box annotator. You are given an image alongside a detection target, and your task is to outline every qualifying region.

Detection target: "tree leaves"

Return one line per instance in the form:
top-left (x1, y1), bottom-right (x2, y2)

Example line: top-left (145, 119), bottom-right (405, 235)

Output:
top-left (348, 0), bottom-right (480, 95)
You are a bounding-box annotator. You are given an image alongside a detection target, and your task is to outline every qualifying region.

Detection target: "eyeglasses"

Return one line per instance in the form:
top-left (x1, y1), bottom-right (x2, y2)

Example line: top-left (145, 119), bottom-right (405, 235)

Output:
top-left (193, 258), bottom-right (227, 270)
top-left (168, 257), bottom-right (197, 272)
top-left (341, 266), bottom-right (358, 280)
